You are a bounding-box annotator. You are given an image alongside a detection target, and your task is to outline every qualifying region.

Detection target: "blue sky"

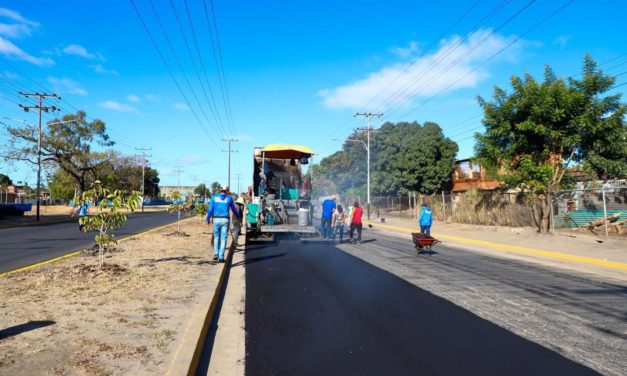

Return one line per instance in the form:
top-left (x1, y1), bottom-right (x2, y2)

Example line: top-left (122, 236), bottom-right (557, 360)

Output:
top-left (0, 0), bottom-right (625, 189)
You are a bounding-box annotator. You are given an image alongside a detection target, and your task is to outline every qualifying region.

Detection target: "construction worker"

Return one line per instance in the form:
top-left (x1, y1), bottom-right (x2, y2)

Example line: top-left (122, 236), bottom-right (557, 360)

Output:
top-left (206, 186), bottom-right (241, 263)
top-left (419, 202), bottom-right (433, 238)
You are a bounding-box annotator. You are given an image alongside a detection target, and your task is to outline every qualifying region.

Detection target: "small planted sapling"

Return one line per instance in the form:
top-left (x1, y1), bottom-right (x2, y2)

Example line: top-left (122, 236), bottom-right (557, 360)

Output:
top-left (79, 182), bottom-right (141, 268)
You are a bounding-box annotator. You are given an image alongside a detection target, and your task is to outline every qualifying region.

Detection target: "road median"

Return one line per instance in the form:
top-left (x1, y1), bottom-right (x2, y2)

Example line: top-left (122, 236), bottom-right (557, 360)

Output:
top-left (0, 217), bottom-right (224, 375)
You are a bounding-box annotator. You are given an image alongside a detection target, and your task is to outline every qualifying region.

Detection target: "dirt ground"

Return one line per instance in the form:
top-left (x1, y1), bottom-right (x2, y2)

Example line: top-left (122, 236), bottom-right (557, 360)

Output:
top-left (0, 218), bottom-right (219, 375)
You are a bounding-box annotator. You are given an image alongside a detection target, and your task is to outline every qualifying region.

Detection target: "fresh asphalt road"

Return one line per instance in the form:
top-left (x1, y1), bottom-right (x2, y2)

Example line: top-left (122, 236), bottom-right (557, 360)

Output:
top-left (245, 234), bottom-right (604, 375)
top-left (0, 211), bottom-right (179, 274)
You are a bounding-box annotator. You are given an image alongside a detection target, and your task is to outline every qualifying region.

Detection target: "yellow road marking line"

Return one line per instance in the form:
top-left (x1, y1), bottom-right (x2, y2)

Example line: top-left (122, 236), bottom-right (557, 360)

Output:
top-left (365, 221), bottom-right (627, 272)
top-left (0, 219), bottom-right (184, 278)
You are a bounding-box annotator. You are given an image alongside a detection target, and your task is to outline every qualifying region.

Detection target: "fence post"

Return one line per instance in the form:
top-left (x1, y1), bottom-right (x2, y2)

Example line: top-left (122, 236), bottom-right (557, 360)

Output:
top-left (602, 188), bottom-right (609, 237)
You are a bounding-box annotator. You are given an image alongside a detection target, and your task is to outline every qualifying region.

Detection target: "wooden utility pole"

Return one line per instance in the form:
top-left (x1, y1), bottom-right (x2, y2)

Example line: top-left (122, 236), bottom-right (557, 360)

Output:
top-left (354, 112), bottom-right (383, 220)
top-left (19, 92), bottom-right (60, 221)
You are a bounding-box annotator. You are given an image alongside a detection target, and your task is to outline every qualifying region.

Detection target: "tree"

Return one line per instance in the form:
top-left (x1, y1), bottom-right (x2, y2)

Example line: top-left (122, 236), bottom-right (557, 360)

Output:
top-left (312, 121), bottom-right (458, 198)
top-left (3, 111), bottom-right (113, 197)
top-left (167, 190), bottom-right (191, 234)
top-left (79, 182), bottom-right (141, 268)
top-left (371, 121), bottom-right (458, 194)
top-left (49, 169), bottom-right (76, 201)
top-left (210, 181), bottom-right (222, 194)
top-left (0, 173), bottom-right (12, 186)
top-left (194, 183), bottom-right (210, 197)
top-left (475, 55), bottom-right (626, 232)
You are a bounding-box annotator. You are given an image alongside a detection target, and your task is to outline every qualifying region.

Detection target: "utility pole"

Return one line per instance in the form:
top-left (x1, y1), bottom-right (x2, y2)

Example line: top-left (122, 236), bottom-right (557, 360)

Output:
top-left (19, 92), bottom-right (60, 222)
top-left (222, 138), bottom-right (238, 191)
top-left (354, 112), bottom-right (383, 220)
top-left (173, 166), bottom-right (184, 193)
top-left (235, 173), bottom-right (243, 194)
top-left (135, 147), bottom-right (152, 212)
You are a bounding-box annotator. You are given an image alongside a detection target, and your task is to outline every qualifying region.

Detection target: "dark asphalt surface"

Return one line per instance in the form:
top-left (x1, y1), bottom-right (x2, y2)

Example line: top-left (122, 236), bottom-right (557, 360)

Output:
top-left (245, 235), bottom-right (598, 376)
top-left (0, 211), bottom-right (179, 273)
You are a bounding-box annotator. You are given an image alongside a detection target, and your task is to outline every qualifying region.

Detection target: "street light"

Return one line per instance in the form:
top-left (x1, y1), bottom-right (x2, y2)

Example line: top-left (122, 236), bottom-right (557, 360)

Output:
top-left (332, 137), bottom-right (371, 219)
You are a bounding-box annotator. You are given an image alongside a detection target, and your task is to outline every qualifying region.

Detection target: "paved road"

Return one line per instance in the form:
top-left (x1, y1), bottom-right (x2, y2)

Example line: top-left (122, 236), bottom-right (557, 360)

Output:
top-left (0, 211), bottom-right (179, 274)
top-left (245, 234), bottom-right (600, 376)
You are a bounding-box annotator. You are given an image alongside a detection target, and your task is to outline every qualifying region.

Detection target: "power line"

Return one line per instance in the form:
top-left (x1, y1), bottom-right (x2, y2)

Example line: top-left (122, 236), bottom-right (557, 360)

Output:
top-left (145, 0), bottom-right (224, 140)
top-left (128, 0), bottom-right (221, 148)
top-left (202, 0), bottom-right (236, 135)
top-left (385, 0), bottom-right (538, 120)
top-left (168, 0), bottom-right (228, 136)
top-left (397, 0), bottom-right (574, 121)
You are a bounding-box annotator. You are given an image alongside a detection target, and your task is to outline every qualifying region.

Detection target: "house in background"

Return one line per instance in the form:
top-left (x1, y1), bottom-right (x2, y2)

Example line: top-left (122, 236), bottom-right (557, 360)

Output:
top-left (451, 158), bottom-right (501, 192)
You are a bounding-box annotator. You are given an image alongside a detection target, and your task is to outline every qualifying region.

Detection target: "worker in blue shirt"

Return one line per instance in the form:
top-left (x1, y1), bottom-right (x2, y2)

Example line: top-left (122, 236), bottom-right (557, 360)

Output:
top-left (206, 187), bottom-right (241, 262)
top-left (419, 202), bottom-right (433, 238)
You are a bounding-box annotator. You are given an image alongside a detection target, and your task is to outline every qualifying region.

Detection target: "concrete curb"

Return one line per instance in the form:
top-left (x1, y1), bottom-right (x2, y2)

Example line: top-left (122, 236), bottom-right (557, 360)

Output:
top-left (167, 238), bottom-right (238, 376)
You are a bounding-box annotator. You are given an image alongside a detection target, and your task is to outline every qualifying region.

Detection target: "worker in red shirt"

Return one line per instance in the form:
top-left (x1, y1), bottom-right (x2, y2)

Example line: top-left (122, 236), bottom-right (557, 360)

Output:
top-left (348, 201), bottom-right (363, 244)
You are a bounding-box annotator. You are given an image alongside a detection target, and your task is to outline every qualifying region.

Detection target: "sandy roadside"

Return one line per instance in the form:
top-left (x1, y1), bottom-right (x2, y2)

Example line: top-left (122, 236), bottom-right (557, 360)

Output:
top-left (0, 217), bottom-right (219, 376)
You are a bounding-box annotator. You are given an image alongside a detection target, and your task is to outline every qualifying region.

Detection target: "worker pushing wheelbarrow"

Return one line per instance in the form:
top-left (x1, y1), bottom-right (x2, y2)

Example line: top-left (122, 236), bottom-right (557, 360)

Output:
top-left (412, 202), bottom-right (440, 254)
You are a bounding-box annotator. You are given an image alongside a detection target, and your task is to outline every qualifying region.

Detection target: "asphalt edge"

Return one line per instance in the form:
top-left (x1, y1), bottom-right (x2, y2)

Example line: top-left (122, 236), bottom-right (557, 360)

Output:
top-left (166, 236), bottom-right (239, 376)
top-left (0, 209), bottom-right (169, 230)
top-left (0, 218), bottom-right (184, 278)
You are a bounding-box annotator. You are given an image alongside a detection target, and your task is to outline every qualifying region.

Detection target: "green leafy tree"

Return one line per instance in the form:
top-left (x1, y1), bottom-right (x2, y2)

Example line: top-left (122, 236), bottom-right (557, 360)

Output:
top-left (371, 121), bottom-right (458, 194)
top-left (49, 169), bottom-right (76, 201)
top-left (3, 111), bottom-right (112, 196)
top-left (312, 121), bottom-right (457, 197)
top-left (475, 55), bottom-right (626, 232)
top-left (194, 183), bottom-right (210, 198)
top-left (79, 182), bottom-right (141, 268)
top-left (210, 181), bottom-right (222, 194)
top-left (0, 173), bottom-right (12, 186)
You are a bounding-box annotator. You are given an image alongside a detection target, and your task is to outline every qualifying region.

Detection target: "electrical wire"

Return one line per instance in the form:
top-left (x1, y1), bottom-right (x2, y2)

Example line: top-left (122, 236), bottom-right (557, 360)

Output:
top-left (128, 0), bottom-right (221, 148)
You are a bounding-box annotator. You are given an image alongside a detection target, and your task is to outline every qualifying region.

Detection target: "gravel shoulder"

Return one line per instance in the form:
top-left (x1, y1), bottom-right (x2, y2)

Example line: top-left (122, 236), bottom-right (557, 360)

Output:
top-left (0, 217), bottom-right (218, 376)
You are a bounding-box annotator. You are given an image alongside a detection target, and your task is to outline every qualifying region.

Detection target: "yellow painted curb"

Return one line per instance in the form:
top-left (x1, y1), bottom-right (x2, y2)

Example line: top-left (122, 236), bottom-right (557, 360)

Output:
top-left (365, 220), bottom-right (627, 272)
top-left (167, 235), bottom-right (238, 376)
top-left (0, 219), bottom-right (184, 278)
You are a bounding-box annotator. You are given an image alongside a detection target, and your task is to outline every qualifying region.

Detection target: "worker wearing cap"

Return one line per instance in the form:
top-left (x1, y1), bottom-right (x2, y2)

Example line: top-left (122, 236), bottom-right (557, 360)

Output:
top-left (207, 187), bottom-right (241, 262)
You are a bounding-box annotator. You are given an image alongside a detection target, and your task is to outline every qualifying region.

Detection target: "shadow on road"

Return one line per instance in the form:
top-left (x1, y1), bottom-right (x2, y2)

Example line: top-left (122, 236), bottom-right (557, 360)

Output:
top-left (0, 320), bottom-right (56, 340)
top-left (231, 253), bottom-right (286, 267)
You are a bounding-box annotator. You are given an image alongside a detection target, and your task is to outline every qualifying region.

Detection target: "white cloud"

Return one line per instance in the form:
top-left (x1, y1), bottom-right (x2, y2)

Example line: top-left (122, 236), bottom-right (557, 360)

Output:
top-left (91, 64), bottom-right (118, 75)
top-left (0, 36), bottom-right (53, 66)
top-left (62, 44), bottom-right (96, 59)
top-left (0, 8), bottom-right (39, 39)
top-left (172, 102), bottom-right (189, 111)
top-left (553, 35), bottom-right (571, 47)
top-left (98, 100), bottom-right (137, 112)
top-left (47, 77), bottom-right (87, 96)
top-left (319, 29), bottom-right (520, 110)
top-left (390, 41), bottom-right (419, 58)
top-left (127, 94), bottom-right (141, 102)
top-left (175, 155), bottom-right (206, 165)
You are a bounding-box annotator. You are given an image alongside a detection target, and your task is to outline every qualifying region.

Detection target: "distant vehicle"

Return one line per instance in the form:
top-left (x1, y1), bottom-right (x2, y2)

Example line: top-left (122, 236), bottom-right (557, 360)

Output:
top-left (246, 144), bottom-right (316, 239)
